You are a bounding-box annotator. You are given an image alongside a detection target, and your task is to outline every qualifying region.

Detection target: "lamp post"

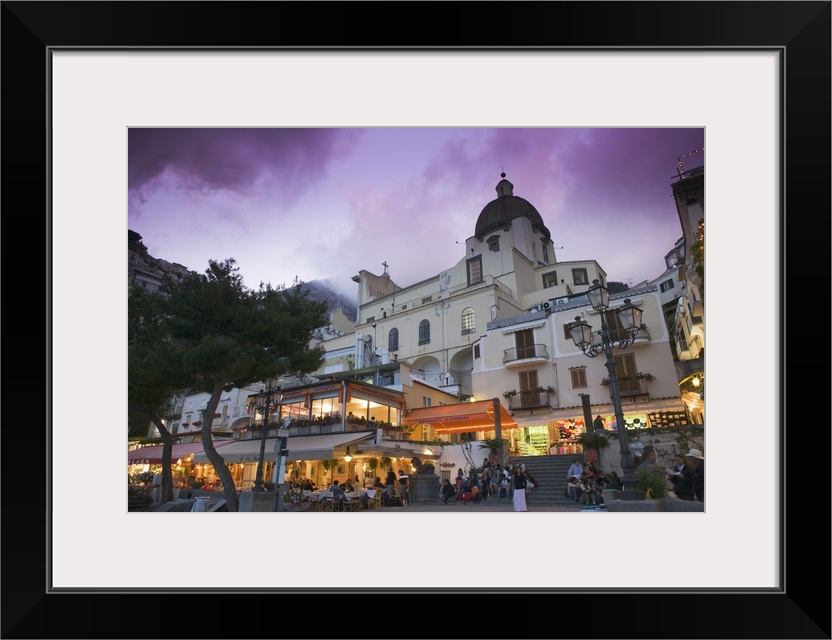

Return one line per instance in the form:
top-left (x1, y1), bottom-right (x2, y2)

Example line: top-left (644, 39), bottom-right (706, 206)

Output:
top-left (568, 280), bottom-right (643, 499)
top-left (250, 377), bottom-right (281, 492)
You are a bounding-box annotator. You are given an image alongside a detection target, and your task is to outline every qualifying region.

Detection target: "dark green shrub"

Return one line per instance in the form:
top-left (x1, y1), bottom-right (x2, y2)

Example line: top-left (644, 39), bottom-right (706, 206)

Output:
top-left (635, 467), bottom-right (668, 498)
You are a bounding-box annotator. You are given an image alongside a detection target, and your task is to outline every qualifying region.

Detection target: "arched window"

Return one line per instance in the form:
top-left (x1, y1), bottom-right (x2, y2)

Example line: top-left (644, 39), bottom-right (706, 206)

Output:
top-left (461, 307), bottom-right (475, 335)
top-left (418, 320), bottom-right (431, 345)
top-left (388, 328), bottom-right (399, 352)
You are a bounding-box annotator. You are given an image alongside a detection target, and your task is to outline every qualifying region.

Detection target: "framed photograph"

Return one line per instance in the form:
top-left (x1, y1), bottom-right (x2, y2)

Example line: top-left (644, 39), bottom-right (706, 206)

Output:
top-left (5, 1), bottom-right (828, 638)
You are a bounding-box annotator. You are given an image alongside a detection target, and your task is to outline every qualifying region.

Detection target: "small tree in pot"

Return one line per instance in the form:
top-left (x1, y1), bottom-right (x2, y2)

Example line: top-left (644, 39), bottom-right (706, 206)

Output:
top-left (478, 438), bottom-right (508, 467)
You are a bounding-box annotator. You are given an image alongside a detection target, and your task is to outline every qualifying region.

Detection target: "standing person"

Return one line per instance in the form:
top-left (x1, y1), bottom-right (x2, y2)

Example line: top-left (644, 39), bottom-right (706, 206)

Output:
top-left (455, 467), bottom-right (466, 492)
top-left (686, 448), bottom-right (704, 503)
top-left (489, 465), bottom-right (500, 498)
top-left (593, 415), bottom-right (605, 432)
top-left (384, 468), bottom-right (397, 505)
top-left (512, 465), bottom-right (528, 512)
top-left (398, 469), bottom-right (410, 506)
top-left (503, 462), bottom-right (515, 500)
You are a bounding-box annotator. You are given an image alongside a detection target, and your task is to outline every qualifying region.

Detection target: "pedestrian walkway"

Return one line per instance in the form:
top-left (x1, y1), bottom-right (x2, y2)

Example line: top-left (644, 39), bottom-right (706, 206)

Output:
top-left (144, 495), bottom-right (597, 513)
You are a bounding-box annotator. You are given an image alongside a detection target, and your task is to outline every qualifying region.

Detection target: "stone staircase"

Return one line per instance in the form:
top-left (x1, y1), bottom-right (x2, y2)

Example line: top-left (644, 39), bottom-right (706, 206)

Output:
top-left (509, 453), bottom-right (585, 508)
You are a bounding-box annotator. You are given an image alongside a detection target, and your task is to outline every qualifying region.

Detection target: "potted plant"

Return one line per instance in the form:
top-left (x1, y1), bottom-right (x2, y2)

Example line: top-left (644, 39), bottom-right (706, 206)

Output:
top-left (634, 466), bottom-right (669, 499)
top-left (366, 457), bottom-right (379, 476)
top-left (502, 389), bottom-right (518, 398)
top-left (577, 432), bottom-right (612, 450)
top-left (379, 456), bottom-right (393, 471)
top-left (478, 437), bottom-right (508, 466)
top-left (600, 372), bottom-right (656, 386)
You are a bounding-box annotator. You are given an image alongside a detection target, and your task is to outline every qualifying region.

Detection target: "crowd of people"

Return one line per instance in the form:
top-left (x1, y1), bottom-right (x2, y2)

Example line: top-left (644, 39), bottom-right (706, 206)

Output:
top-left (564, 457), bottom-right (622, 506)
top-left (564, 445), bottom-right (705, 506)
top-left (442, 459), bottom-right (535, 512)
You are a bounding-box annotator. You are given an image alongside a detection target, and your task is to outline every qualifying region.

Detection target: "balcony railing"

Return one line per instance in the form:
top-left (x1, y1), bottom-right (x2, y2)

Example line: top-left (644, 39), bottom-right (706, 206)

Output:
top-left (610, 378), bottom-right (650, 397)
top-left (238, 418), bottom-right (411, 440)
top-left (506, 391), bottom-right (555, 410)
top-left (503, 343), bottom-right (549, 364)
top-left (587, 326), bottom-right (652, 351)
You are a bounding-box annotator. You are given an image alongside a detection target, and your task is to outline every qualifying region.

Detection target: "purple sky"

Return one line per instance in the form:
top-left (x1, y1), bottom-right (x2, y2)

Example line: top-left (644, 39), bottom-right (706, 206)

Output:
top-left (128, 128), bottom-right (704, 298)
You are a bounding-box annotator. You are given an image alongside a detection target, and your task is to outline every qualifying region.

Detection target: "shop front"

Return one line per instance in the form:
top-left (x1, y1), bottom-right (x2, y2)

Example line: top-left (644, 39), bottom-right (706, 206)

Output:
top-left (127, 440), bottom-right (235, 485)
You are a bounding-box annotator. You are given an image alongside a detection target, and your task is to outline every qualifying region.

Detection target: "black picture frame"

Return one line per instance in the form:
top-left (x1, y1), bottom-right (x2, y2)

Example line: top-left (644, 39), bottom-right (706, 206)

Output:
top-left (2, 2), bottom-right (829, 638)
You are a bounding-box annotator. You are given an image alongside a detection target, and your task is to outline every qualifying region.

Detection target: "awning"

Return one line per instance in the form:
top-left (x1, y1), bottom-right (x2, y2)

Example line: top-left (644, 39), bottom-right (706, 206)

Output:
top-left (127, 440), bottom-right (234, 465)
top-left (192, 439), bottom-right (275, 464)
top-left (191, 433), bottom-right (375, 464)
top-left (402, 400), bottom-right (518, 434)
top-left (284, 433), bottom-right (374, 461)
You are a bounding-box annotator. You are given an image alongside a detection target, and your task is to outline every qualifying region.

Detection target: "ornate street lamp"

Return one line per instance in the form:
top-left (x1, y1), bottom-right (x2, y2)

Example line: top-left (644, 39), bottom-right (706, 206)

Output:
top-left (250, 377), bottom-right (282, 492)
top-left (568, 280), bottom-right (643, 499)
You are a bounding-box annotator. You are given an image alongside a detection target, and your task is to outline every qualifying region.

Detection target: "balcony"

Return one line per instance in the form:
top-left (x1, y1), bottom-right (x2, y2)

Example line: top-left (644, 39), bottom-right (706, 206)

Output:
top-left (503, 344), bottom-right (550, 367)
top-left (608, 378), bottom-right (650, 398)
top-left (506, 391), bottom-right (555, 410)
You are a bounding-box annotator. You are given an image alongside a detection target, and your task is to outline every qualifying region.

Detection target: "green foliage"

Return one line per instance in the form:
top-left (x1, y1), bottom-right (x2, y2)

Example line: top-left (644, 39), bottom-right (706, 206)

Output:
top-left (635, 467), bottom-right (668, 498)
top-left (129, 257), bottom-right (330, 512)
top-left (136, 471), bottom-right (155, 485)
top-left (577, 432), bottom-right (612, 449)
top-left (600, 372), bottom-right (655, 386)
top-left (366, 458), bottom-right (379, 473)
top-left (607, 281), bottom-right (630, 294)
top-left (321, 459), bottom-right (339, 472)
top-left (478, 438), bottom-right (507, 453)
top-left (379, 456), bottom-right (393, 470)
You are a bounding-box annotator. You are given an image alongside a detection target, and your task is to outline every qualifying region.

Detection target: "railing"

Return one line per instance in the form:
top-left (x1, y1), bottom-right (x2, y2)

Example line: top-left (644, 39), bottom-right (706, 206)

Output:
top-left (238, 419), bottom-right (410, 440)
top-left (503, 343), bottom-right (550, 364)
top-left (586, 326), bottom-right (651, 351)
top-left (506, 391), bottom-right (555, 410)
top-left (611, 378), bottom-right (650, 397)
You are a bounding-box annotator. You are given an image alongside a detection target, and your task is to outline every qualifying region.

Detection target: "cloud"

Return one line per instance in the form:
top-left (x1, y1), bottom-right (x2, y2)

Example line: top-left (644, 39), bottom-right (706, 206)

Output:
top-left (127, 128), bottom-right (362, 216)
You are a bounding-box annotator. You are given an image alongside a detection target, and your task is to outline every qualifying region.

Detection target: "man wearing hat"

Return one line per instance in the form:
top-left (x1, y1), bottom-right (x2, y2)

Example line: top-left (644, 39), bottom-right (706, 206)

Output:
top-left (669, 450), bottom-right (697, 501)
top-left (686, 448), bottom-right (705, 503)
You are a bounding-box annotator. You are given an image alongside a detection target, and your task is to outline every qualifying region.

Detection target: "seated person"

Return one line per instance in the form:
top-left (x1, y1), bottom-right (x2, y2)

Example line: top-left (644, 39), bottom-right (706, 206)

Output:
top-left (566, 477), bottom-right (585, 501)
top-left (440, 479), bottom-right (456, 504)
top-left (498, 476), bottom-right (509, 500)
top-left (579, 480), bottom-right (601, 505)
top-left (330, 479), bottom-right (346, 511)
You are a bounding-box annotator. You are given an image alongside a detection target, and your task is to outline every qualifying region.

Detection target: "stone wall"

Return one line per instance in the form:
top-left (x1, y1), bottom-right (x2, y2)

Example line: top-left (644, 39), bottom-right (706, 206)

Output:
top-left (409, 473), bottom-right (440, 503)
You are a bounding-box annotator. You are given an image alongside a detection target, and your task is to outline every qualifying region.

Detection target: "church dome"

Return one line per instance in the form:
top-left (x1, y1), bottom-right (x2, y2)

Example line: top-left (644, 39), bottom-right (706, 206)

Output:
top-left (475, 174), bottom-right (551, 241)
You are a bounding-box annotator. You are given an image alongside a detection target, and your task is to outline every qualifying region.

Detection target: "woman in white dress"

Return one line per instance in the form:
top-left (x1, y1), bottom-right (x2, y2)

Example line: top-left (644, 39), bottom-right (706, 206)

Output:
top-left (512, 466), bottom-right (528, 512)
